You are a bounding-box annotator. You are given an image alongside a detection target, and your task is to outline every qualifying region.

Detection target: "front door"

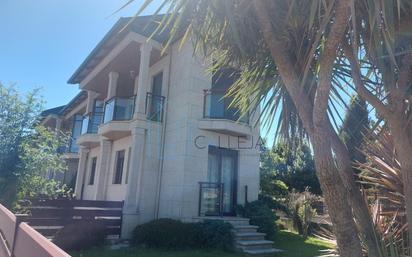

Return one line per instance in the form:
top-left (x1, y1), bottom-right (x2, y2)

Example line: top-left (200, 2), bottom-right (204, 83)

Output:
top-left (207, 146), bottom-right (238, 216)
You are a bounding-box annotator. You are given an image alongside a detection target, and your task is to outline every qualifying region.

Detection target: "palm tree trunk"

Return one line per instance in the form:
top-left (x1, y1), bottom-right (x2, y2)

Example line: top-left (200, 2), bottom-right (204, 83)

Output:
top-left (312, 129), bottom-right (364, 257)
top-left (389, 120), bottom-right (412, 252)
top-left (330, 127), bottom-right (383, 257)
top-left (252, 1), bottom-right (364, 256)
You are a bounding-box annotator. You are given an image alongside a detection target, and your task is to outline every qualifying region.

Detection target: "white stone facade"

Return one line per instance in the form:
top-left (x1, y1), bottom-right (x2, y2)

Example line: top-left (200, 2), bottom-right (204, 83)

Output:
top-left (49, 17), bottom-right (261, 238)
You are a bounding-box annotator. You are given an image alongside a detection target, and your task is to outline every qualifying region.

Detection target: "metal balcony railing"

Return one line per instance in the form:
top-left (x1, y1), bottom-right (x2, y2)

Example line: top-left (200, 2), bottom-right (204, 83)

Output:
top-left (145, 92), bottom-right (166, 122)
top-left (198, 182), bottom-right (224, 217)
top-left (203, 89), bottom-right (249, 124)
top-left (103, 96), bottom-right (136, 123)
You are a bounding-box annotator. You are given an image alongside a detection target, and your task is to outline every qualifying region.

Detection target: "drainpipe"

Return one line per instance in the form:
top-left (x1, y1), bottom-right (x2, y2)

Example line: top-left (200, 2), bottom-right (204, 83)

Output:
top-left (154, 48), bottom-right (173, 219)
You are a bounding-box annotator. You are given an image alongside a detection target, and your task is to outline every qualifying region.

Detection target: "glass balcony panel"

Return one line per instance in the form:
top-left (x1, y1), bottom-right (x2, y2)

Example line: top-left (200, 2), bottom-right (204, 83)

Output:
top-left (114, 98), bottom-right (134, 120)
top-left (103, 99), bottom-right (115, 123)
top-left (81, 115), bottom-right (90, 135)
top-left (209, 92), bottom-right (225, 118)
top-left (203, 89), bottom-right (249, 123)
top-left (103, 96), bottom-right (135, 123)
top-left (89, 112), bottom-right (103, 133)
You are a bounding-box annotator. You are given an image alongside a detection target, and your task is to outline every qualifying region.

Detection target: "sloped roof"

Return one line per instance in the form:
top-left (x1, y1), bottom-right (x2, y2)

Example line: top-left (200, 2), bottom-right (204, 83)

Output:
top-left (40, 105), bottom-right (66, 117)
top-left (39, 91), bottom-right (87, 120)
top-left (68, 15), bottom-right (173, 85)
top-left (59, 91), bottom-right (88, 116)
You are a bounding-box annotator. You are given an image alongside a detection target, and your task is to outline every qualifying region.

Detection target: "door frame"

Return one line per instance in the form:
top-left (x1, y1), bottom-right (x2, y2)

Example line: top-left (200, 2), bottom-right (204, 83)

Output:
top-left (208, 145), bottom-right (238, 216)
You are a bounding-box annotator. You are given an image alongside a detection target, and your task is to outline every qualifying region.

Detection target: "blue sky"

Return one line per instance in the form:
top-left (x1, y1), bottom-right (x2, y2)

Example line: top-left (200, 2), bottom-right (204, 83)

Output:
top-left (0, 0), bottom-right (159, 109)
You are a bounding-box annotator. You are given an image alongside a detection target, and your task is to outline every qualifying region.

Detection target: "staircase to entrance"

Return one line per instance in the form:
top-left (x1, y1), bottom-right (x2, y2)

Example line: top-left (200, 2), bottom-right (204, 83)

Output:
top-left (194, 217), bottom-right (282, 256)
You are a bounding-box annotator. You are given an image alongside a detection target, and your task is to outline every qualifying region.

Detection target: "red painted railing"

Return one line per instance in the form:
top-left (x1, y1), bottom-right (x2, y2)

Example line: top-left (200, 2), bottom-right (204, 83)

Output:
top-left (0, 204), bottom-right (70, 257)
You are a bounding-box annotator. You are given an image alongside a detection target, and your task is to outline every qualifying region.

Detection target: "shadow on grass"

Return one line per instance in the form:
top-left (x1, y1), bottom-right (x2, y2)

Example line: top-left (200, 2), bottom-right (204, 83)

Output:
top-left (273, 230), bottom-right (334, 257)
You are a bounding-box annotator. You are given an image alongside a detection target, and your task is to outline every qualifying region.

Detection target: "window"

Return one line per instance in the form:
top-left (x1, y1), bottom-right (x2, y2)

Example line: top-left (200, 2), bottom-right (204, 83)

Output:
top-left (125, 147), bottom-right (131, 184)
top-left (89, 157), bottom-right (97, 185)
top-left (113, 150), bottom-right (125, 184)
top-left (69, 114), bottom-right (83, 153)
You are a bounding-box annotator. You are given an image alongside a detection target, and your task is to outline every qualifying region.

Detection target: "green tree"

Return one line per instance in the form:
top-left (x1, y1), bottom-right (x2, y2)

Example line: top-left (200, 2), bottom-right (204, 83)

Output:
top-left (339, 96), bottom-right (369, 164)
top-left (261, 142), bottom-right (321, 196)
top-left (16, 126), bottom-right (71, 200)
top-left (0, 83), bottom-right (43, 205)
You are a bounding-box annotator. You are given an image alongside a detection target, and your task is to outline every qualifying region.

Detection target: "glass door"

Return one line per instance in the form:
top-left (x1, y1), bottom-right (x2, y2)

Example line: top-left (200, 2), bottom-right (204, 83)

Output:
top-left (207, 146), bottom-right (238, 216)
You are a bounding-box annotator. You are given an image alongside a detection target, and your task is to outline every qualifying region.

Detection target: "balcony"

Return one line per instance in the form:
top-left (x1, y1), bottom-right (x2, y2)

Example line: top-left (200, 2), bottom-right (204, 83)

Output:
top-left (199, 89), bottom-right (252, 136)
top-left (145, 93), bottom-right (165, 122)
top-left (77, 113), bottom-right (102, 148)
top-left (99, 96), bottom-right (135, 140)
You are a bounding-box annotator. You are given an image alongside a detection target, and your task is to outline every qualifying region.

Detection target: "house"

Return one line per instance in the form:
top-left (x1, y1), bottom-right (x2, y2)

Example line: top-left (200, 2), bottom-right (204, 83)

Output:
top-left (43, 15), bottom-right (261, 239)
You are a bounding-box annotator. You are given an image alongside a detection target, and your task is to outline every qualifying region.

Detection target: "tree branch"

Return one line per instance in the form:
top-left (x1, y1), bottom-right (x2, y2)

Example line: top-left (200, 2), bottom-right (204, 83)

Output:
top-left (313, 0), bottom-right (351, 127)
top-left (396, 53), bottom-right (412, 99)
top-left (342, 42), bottom-right (392, 119)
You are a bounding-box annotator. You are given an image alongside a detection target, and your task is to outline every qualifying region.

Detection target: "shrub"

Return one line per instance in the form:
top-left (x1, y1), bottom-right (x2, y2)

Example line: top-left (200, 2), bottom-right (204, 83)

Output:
top-left (195, 220), bottom-right (233, 251)
top-left (258, 194), bottom-right (289, 214)
top-left (52, 220), bottom-right (106, 251)
top-left (132, 218), bottom-right (234, 251)
top-left (286, 189), bottom-right (319, 237)
top-left (241, 200), bottom-right (278, 240)
top-left (132, 219), bottom-right (195, 249)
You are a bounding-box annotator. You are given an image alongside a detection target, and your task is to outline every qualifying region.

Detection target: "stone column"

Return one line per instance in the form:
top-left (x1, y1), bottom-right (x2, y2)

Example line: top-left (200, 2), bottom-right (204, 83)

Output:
top-left (134, 43), bottom-right (152, 119)
top-left (86, 91), bottom-right (98, 114)
top-left (122, 126), bottom-right (146, 238)
top-left (107, 71), bottom-right (119, 100)
top-left (121, 43), bottom-right (152, 238)
top-left (94, 139), bottom-right (112, 200)
top-left (74, 147), bottom-right (89, 199)
top-left (55, 118), bottom-right (62, 132)
top-left (133, 76), bottom-right (139, 95)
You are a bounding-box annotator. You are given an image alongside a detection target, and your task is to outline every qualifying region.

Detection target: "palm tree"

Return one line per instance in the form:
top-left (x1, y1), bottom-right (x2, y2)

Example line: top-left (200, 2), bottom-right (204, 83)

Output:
top-left (117, 1), bottom-right (408, 256)
top-left (340, 1), bottom-right (412, 250)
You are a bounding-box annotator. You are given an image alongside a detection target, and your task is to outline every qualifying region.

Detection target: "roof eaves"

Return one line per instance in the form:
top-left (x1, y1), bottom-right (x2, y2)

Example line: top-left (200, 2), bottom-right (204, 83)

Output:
top-left (40, 105), bottom-right (66, 117)
top-left (59, 91), bottom-right (88, 116)
top-left (67, 17), bottom-right (131, 84)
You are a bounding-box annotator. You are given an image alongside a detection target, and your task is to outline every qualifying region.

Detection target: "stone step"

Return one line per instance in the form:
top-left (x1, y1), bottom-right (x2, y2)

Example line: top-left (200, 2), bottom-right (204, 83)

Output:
top-left (193, 217), bottom-right (250, 226)
top-left (244, 248), bottom-right (284, 256)
top-left (236, 240), bottom-right (274, 251)
top-left (233, 225), bottom-right (259, 233)
top-left (226, 219), bottom-right (251, 226)
top-left (235, 232), bottom-right (266, 241)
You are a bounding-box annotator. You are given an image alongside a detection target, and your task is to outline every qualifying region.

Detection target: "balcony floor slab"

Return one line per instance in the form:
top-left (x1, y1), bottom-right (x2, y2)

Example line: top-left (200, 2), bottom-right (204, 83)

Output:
top-left (98, 121), bottom-right (132, 140)
top-left (77, 134), bottom-right (100, 148)
top-left (198, 119), bottom-right (252, 137)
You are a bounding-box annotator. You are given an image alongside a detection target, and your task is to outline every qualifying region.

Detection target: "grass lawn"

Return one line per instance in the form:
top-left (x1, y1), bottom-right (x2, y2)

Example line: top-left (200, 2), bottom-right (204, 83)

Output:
top-left (273, 230), bottom-right (335, 257)
top-left (71, 230), bottom-right (334, 257)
